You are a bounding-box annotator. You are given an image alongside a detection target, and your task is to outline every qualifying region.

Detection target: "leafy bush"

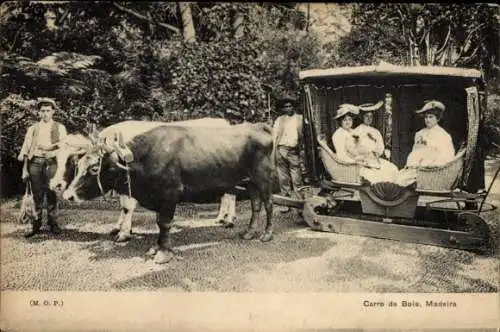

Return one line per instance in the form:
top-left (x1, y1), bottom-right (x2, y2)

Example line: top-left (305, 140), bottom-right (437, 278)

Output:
top-left (0, 3), bottom-right (324, 197)
top-left (326, 24), bottom-right (407, 67)
top-left (0, 94), bottom-right (40, 159)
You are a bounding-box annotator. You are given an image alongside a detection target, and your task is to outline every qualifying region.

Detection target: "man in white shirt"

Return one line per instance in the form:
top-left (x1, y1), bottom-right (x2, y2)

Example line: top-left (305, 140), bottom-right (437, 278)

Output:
top-left (18, 97), bottom-right (68, 238)
top-left (272, 95), bottom-right (303, 213)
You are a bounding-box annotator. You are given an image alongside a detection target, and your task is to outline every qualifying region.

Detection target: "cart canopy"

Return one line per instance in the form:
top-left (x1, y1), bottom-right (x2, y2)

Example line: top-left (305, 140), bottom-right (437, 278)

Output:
top-left (299, 64), bottom-right (486, 191)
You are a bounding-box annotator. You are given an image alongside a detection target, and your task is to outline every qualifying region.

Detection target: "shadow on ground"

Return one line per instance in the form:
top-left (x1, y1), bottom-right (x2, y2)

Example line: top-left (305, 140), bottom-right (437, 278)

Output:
top-left (110, 233), bottom-right (335, 292)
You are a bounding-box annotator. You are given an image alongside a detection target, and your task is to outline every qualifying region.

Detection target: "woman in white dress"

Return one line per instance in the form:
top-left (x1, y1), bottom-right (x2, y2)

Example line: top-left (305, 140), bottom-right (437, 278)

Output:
top-left (331, 103), bottom-right (399, 184)
top-left (394, 100), bottom-right (457, 187)
top-left (406, 100), bottom-right (455, 167)
top-left (331, 103), bottom-right (359, 163)
top-left (353, 101), bottom-right (385, 157)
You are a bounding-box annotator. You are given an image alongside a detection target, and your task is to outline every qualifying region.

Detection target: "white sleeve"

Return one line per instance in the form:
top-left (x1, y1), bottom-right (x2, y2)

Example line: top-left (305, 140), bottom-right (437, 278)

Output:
top-left (332, 130), bottom-right (355, 163)
top-left (412, 131), bottom-right (422, 150)
top-left (374, 129), bottom-right (385, 156)
top-left (405, 132), bottom-right (421, 167)
top-left (17, 126), bottom-right (34, 161)
top-left (58, 124), bottom-right (68, 141)
top-left (440, 133), bottom-right (456, 163)
top-left (272, 117), bottom-right (280, 144)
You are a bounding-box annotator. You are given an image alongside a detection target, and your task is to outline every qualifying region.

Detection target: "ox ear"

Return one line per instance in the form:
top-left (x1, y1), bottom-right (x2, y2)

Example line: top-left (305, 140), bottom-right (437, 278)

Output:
top-left (94, 137), bottom-right (112, 156)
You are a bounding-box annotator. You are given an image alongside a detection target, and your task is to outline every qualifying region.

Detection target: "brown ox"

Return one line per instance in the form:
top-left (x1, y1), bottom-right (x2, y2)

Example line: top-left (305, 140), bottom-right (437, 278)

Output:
top-left (61, 120), bottom-right (274, 263)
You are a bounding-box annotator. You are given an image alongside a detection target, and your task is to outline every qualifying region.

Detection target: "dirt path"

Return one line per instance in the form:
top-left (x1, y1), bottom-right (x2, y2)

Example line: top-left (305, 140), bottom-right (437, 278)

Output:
top-left (1, 160), bottom-right (498, 292)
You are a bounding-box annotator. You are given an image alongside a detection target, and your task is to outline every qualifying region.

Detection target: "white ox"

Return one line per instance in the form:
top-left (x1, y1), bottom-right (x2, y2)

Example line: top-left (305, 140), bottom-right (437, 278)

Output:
top-left (50, 118), bottom-right (238, 242)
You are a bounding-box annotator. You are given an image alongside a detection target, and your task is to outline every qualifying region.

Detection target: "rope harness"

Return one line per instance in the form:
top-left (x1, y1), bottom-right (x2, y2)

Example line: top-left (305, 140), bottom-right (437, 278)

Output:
top-left (97, 151), bottom-right (132, 200)
top-left (93, 148), bottom-right (133, 200)
top-left (96, 154), bottom-right (106, 200)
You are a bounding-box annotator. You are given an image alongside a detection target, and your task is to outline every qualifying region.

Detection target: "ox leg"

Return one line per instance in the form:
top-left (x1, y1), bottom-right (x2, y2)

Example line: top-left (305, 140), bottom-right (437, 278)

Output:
top-left (241, 186), bottom-right (261, 240)
top-left (110, 209), bottom-right (125, 238)
top-left (153, 204), bottom-right (177, 264)
top-left (225, 194), bottom-right (236, 228)
top-left (253, 156), bottom-right (274, 242)
top-left (146, 213), bottom-right (161, 256)
top-left (260, 190), bottom-right (273, 242)
top-left (114, 196), bottom-right (137, 243)
top-left (215, 193), bottom-right (229, 224)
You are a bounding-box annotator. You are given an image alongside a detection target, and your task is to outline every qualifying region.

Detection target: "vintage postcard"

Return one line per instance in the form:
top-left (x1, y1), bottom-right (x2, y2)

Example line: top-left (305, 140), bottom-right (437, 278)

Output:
top-left (1, 2), bottom-right (499, 330)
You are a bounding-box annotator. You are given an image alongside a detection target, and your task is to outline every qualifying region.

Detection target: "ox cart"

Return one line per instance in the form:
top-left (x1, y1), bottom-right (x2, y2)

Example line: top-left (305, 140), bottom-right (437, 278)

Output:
top-left (273, 64), bottom-right (498, 252)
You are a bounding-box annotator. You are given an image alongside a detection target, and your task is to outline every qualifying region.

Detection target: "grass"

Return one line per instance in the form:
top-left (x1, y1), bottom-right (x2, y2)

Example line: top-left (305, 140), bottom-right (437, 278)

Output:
top-left (2, 157), bottom-right (498, 292)
top-left (1, 197), bottom-right (498, 292)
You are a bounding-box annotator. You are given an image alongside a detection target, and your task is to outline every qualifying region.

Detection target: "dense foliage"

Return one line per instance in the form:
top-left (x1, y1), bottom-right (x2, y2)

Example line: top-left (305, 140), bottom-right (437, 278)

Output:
top-left (328, 3), bottom-right (500, 155)
top-left (0, 2), bottom-right (322, 196)
top-left (1, 2), bottom-right (498, 197)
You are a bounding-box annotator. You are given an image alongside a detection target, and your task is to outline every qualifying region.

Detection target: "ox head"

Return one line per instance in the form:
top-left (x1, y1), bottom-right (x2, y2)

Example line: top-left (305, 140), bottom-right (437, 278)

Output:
top-left (49, 134), bottom-right (93, 192)
top-left (50, 122), bottom-right (100, 192)
top-left (62, 130), bottom-right (130, 203)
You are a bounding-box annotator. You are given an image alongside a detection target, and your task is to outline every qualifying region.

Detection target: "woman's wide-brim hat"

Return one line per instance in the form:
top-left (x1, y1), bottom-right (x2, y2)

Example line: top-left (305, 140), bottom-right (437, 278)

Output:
top-left (359, 100), bottom-right (384, 112)
top-left (416, 100), bottom-right (445, 115)
top-left (36, 97), bottom-right (57, 109)
top-left (334, 103), bottom-right (360, 119)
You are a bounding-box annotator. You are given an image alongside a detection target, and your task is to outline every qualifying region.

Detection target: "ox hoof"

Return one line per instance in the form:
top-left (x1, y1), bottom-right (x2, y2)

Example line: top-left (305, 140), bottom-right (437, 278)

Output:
top-left (241, 229), bottom-right (258, 240)
top-left (114, 233), bottom-right (132, 243)
top-left (218, 220), bottom-right (234, 228)
top-left (260, 231), bottom-right (274, 242)
top-left (154, 250), bottom-right (175, 264)
top-left (109, 228), bottom-right (120, 237)
top-left (147, 246), bottom-right (159, 256)
top-left (224, 218), bottom-right (236, 228)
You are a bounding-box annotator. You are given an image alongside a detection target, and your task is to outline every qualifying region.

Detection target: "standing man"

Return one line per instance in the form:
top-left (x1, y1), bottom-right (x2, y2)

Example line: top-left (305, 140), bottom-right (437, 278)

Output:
top-left (272, 95), bottom-right (304, 213)
top-left (18, 97), bottom-right (67, 238)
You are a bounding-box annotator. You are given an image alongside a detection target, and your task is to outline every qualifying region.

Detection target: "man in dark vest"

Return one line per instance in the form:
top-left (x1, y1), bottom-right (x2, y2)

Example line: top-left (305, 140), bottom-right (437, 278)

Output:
top-left (18, 97), bottom-right (67, 238)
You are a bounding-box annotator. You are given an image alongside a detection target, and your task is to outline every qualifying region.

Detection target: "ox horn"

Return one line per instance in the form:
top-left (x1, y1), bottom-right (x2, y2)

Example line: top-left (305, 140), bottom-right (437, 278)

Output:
top-left (112, 130), bottom-right (134, 163)
top-left (95, 136), bottom-right (113, 154)
top-left (88, 123), bottom-right (100, 144)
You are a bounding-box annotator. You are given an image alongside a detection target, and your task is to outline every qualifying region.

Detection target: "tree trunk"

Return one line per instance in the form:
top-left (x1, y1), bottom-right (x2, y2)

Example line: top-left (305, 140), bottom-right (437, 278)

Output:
top-left (409, 39), bottom-right (420, 66)
top-left (178, 2), bottom-right (196, 43)
top-left (306, 3), bottom-right (310, 32)
top-left (233, 11), bottom-right (244, 39)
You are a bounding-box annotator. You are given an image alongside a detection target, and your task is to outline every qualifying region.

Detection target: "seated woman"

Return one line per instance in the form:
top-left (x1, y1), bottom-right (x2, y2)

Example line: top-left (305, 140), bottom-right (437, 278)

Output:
top-left (331, 103), bottom-right (359, 163)
top-left (405, 100), bottom-right (455, 167)
top-left (331, 104), bottom-right (399, 184)
top-left (353, 101), bottom-right (385, 157)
